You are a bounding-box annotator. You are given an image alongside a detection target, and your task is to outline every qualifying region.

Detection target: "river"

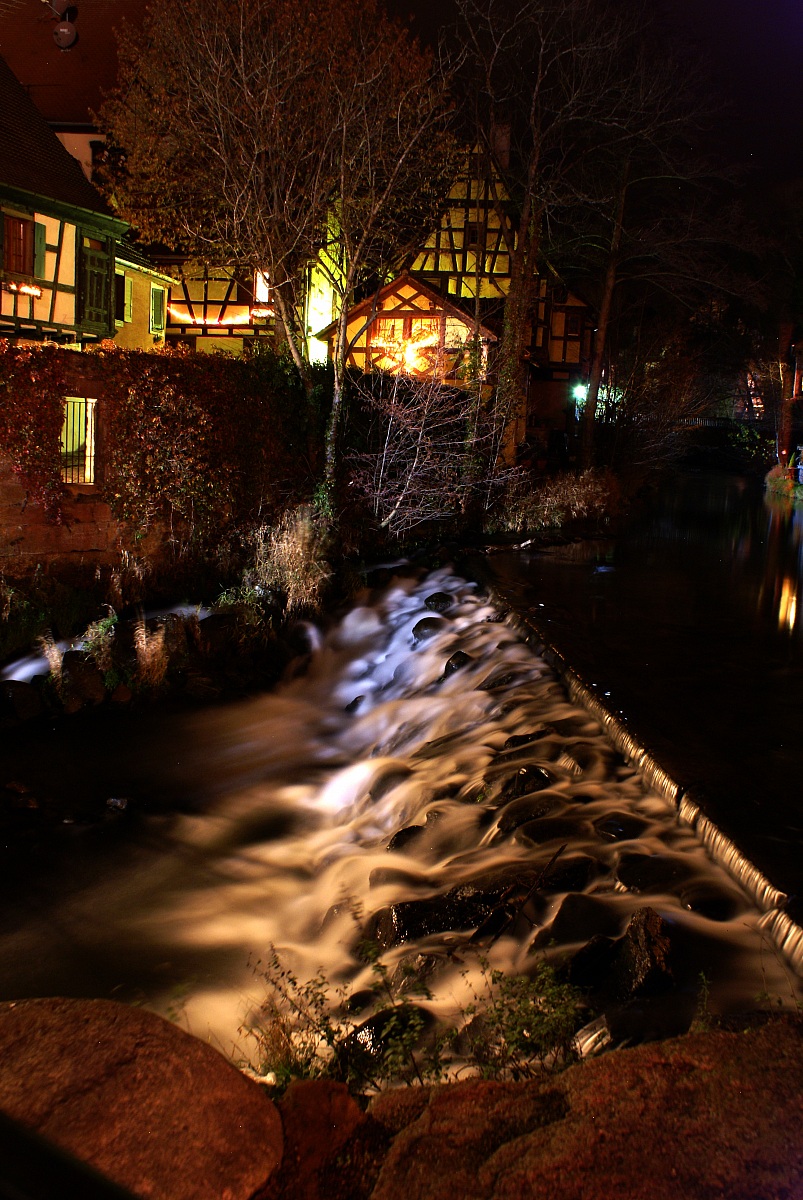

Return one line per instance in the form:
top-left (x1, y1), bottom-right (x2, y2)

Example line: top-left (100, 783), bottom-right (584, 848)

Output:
top-left (0, 553), bottom-right (799, 1065)
top-left (477, 470), bottom-right (803, 908)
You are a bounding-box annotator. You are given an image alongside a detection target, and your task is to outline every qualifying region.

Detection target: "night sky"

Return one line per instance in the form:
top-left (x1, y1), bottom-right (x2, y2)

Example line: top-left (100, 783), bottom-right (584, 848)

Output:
top-left (1, 0), bottom-right (802, 178)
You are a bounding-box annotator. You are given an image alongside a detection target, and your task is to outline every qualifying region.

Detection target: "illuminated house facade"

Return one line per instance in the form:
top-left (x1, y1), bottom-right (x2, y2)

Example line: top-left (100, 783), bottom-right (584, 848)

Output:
top-left (312, 145), bottom-right (593, 445)
top-left (0, 55), bottom-right (126, 348)
top-left (162, 263), bottom-right (274, 354)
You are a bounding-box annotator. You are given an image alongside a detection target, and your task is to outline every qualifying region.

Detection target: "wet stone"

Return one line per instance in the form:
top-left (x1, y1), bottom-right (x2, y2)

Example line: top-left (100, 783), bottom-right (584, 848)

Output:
top-left (345, 695), bottom-right (365, 713)
top-left (366, 885), bottom-right (499, 949)
top-left (541, 854), bottom-right (600, 894)
top-left (370, 768), bottom-right (411, 802)
top-left (478, 670), bottom-right (520, 691)
top-left (501, 729), bottom-right (551, 753)
top-left (412, 616), bottom-right (446, 643)
top-left (1, 681), bottom-right (45, 723)
top-left (614, 906), bottom-right (675, 998)
top-left (679, 883), bottom-right (744, 922)
top-left (335, 1005), bottom-right (434, 1084)
top-left (496, 765), bottom-right (552, 801)
top-left (424, 592), bottom-right (453, 613)
top-left (495, 793), bottom-right (565, 835)
top-left (616, 851), bottom-right (696, 894)
top-left (387, 825), bottom-right (426, 854)
top-left (389, 952), bottom-right (448, 996)
top-left (443, 650), bottom-right (473, 676)
top-left (514, 816), bottom-right (593, 847)
top-left (541, 893), bottom-right (623, 946)
top-left (593, 811), bottom-right (649, 842)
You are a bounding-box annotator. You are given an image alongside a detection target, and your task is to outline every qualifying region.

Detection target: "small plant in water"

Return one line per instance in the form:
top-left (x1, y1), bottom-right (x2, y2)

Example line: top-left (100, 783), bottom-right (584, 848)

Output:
top-left (82, 607), bottom-right (118, 673)
top-left (457, 956), bottom-right (582, 1079)
top-left (237, 944), bottom-right (583, 1093)
top-left (133, 612), bottom-right (168, 689)
top-left (37, 629), bottom-right (63, 684)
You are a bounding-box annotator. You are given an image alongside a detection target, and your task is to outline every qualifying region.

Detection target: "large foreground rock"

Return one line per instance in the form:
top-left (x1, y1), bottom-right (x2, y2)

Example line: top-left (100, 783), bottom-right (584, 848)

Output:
top-left (0, 999), bottom-right (800, 1199)
top-left (266, 1018), bottom-right (803, 1200)
top-left (0, 998), bottom-right (282, 1200)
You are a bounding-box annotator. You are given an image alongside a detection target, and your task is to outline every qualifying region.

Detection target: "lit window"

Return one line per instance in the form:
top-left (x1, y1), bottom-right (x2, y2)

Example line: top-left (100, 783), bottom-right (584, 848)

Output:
top-left (60, 397), bottom-right (96, 484)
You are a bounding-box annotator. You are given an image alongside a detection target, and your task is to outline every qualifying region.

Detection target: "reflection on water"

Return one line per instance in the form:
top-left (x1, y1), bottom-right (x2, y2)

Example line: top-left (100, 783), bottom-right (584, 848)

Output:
top-left (0, 565), bottom-right (798, 1058)
top-left (482, 472), bottom-right (803, 901)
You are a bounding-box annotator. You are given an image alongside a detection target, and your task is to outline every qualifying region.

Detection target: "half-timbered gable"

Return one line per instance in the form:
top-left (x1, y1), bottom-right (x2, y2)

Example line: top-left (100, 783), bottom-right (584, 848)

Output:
top-left (0, 55), bottom-right (125, 346)
top-left (410, 146), bottom-right (512, 303)
top-left (316, 273), bottom-right (496, 384)
top-left (162, 264), bottom-right (275, 354)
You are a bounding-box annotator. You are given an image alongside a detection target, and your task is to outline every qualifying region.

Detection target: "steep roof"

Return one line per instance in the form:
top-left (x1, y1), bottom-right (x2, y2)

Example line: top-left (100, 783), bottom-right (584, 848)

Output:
top-left (0, 52), bottom-right (115, 217)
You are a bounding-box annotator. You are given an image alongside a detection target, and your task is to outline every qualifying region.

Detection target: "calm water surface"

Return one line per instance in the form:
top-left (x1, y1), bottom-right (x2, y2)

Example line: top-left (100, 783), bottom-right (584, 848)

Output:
top-left (481, 472), bottom-right (803, 904)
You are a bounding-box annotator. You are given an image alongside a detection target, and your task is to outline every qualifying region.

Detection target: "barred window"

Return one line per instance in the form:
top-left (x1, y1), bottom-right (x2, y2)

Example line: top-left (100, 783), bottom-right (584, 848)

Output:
top-left (60, 397), bottom-right (96, 484)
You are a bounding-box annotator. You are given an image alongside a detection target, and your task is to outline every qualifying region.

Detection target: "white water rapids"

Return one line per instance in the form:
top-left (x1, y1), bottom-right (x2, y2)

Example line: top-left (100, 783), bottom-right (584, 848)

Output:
top-left (1, 568), bottom-right (800, 1061)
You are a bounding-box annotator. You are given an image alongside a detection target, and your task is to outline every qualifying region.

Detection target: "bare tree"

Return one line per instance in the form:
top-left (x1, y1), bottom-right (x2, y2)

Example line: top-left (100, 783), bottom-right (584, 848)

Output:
top-left (347, 372), bottom-right (505, 537)
top-left (100, 0), bottom-right (455, 496)
top-left (454, 0), bottom-right (633, 433)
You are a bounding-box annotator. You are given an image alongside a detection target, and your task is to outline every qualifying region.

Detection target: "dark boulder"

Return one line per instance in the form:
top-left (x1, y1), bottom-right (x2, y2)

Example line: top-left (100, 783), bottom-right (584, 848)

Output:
top-left (443, 650), bottom-right (473, 676)
top-left (542, 893), bottom-right (624, 946)
top-left (424, 592), bottom-right (453, 613)
top-left (616, 851), bottom-right (696, 894)
top-left (60, 650), bottom-right (106, 706)
top-left (495, 764), bottom-right (552, 801)
top-left (592, 811), bottom-right (649, 842)
top-left (412, 617), bottom-right (446, 642)
top-left (366, 885), bottom-right (499, 950)
top-left (495, 792), bottom-right (565, 835)
top-left (514, 816), bottom-right (593, 847)
top-left (1, 680), bottom-right (45, 722)
top-left (387, 825), bottom-right (426, 854)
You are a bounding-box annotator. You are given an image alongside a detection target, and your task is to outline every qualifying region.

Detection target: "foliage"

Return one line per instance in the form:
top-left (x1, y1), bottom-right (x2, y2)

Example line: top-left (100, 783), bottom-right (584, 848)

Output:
top-left (132, 612), bottom-right (168, 690)
top-left (0, 341), bottom-right (66, 518)
top-left (457, 957), bottom-right (582, 1078)
top-left (89, 344), bottom-right (310, 556)
top-left (99, 0), bottom-right (456, 495)
top-left (764, 463), bottom-right (803, 509)
top-left (497, 468), bottom-right (619, 534)
top-left (0, 570), bottom-right (99, 664)
top-left (251, 507), bottom-right (332, 614)
top-left (238, 944), bottom-right (583, 1094)
top-left (82, 608), bottom-right (118, 673)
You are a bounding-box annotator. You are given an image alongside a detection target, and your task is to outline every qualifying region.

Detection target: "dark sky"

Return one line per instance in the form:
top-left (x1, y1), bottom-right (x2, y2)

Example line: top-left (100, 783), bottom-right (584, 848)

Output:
top-left (394, 0), bottom-right (803, 179)
top-left (1, 0), bottom-right (802, 177)
top-left (659, 0), bottom-right (803, 177)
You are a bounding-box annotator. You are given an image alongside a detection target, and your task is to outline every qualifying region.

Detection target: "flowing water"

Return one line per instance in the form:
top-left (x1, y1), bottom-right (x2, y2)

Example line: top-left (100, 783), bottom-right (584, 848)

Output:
top-left (0, 567), bottom-right (799, 1063)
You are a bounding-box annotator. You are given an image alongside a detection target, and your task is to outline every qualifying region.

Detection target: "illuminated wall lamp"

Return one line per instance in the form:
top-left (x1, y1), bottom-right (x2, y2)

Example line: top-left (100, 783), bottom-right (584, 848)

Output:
top-left (4, 282), bottom-right (43, 298)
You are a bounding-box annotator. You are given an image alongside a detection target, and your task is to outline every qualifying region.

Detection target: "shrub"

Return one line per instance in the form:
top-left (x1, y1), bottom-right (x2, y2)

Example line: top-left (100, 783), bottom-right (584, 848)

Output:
top-left (253, 506), bottom-right (332, 613)
top-left (497, 468), bottom-right (620, 535)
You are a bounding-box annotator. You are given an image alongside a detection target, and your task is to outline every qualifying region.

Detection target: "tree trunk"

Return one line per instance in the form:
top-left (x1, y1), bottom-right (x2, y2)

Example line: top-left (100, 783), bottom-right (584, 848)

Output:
top-left (580, 164), bottom-right (630, 471)
top-left (495, 197), bottom-right (540, 463)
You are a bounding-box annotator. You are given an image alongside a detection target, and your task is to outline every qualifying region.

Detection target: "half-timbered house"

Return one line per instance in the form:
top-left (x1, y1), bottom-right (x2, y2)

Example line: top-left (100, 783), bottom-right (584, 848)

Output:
top-left (161, 263), bottom-right (274, 355)
top-left (312, 144), bottom-right (593, 452)
top-left (0, 54), bottom-right (126, 347)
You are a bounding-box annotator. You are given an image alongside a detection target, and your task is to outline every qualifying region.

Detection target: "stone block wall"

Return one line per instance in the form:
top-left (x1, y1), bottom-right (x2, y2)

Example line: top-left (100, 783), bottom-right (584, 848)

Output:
top-left (0, 460), bottom-right (132, 577)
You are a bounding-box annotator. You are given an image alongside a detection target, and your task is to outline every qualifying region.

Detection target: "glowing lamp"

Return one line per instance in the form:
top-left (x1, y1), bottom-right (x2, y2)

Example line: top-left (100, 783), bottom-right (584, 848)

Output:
top-left (3, 282), bottom-right (43, 298)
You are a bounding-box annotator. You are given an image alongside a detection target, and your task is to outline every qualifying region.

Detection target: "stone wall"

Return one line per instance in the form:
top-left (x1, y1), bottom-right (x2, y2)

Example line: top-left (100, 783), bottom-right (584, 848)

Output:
top-left (0, 462), bottom-right (125, 577)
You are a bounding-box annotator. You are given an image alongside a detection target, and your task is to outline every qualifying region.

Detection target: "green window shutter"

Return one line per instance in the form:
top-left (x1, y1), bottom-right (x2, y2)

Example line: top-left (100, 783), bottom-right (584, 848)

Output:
top-left (34, 222), bottom-right (46, 278)
top-left (150, 286), bottom-right (165, 331)
top-left (125, 275), bottom-right (133, 322)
